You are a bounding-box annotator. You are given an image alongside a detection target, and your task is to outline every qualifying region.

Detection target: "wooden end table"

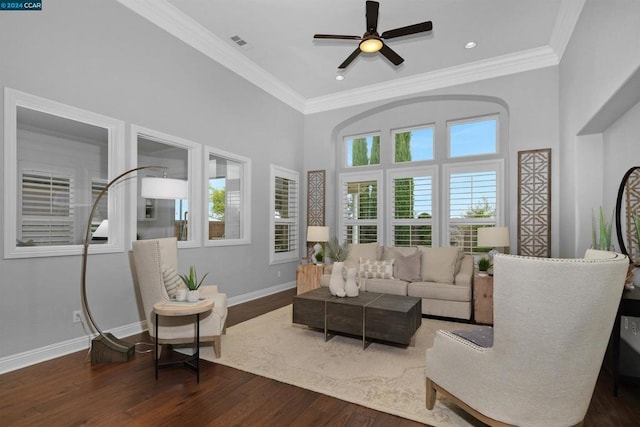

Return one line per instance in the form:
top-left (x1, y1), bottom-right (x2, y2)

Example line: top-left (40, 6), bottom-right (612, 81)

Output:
top-left (474, 271), bottom-right (494, 325)
top-left (153, 298), bottom-right (214, 383)
top-left (296, 263), bottom-right (324, 294)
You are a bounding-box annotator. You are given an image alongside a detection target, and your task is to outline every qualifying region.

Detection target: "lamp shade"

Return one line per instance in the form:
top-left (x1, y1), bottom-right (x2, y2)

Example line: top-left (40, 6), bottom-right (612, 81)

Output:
top-left (141, 177), bottom-right (188, 200)
top-left (477, 227), bottom-right (510, 248)
top-left (307, 226), bottom-right (329, 242)
top-left (92, 219), bottom-right (109, 238)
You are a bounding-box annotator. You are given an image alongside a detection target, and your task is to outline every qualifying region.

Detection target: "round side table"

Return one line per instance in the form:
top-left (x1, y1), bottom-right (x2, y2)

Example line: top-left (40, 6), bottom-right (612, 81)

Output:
top-left (153, 298), bottom-right (214, 383)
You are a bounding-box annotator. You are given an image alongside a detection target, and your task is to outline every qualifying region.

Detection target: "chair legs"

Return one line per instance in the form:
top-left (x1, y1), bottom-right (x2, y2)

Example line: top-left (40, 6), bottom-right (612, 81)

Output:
top-left (425, 377), bottom-right (437, 409)
top-left (213, 335), bottom-right (222, 358)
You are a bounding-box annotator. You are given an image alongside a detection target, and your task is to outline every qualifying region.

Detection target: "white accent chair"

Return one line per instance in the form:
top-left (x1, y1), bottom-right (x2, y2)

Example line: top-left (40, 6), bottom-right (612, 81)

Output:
top-left (130, 237), bottom-right (228, 358)
top-left (425, 250), bottom-right (628, 426)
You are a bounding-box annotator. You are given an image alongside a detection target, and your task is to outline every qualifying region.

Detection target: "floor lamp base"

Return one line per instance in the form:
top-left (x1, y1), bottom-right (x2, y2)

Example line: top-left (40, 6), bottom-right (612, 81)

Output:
top-left (90, 333), bottom-right (135, 365)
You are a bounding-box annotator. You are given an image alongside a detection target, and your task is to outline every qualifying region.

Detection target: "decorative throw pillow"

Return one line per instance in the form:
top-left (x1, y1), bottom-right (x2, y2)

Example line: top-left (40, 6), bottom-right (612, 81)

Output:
top-left (358, 258), bottom-right (394, 279)
top-left (419, 246), bottom-right (460, 284)
top-left (393, 251), bottom-right (422, 282)
top-left (161, 265), bottom-right (181, 299)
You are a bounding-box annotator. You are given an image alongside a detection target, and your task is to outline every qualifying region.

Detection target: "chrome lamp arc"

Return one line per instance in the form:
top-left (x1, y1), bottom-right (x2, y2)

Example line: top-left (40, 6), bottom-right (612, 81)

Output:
top-left (81, 165), bottom-right (187, 365)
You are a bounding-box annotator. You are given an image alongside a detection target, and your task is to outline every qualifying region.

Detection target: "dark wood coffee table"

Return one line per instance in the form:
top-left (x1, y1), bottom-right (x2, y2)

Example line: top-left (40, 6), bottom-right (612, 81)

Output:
top-left (293, 287), bottom-right (421, 349)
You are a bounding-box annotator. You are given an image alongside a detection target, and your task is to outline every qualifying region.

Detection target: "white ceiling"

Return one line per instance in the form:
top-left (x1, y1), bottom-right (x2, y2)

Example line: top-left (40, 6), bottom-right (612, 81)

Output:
top-left (117, 0), bottom-right (584, 113)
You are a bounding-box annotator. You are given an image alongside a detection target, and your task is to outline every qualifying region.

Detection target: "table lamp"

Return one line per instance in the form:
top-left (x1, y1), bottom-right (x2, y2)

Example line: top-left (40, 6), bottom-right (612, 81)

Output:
top-left (307, 226), bottom-right (329, 264)
top-left (82, 165), bottom-right (188, 364)
top-left (477, 226), bottom-right (510, 260)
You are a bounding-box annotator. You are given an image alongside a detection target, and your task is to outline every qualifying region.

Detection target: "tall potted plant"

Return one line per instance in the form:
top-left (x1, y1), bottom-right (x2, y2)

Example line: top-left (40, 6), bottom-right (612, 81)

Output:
top-left (180, 266), bottom-right (208, 302)
top-left (591, 207), bottom-right (613, 251)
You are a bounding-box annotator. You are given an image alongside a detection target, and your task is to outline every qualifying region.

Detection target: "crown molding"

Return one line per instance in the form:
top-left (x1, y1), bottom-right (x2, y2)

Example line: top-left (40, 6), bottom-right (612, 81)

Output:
top-left (549, 0), bottom-right (586, 60)
top-left (304, 46), bottom-right (559, 114)
top-left (118, 0), bottom-right (566, 116)
top-left (116, 0), bottom-right (307, 112)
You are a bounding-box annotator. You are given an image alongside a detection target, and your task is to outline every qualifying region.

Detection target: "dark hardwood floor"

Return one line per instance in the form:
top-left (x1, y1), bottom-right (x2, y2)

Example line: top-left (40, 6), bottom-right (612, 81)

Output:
top-left (1, 288), bottom-right (639, 426)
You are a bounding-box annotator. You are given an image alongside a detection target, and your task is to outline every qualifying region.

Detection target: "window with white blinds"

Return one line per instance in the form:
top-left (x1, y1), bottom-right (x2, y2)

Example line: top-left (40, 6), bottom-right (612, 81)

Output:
top-left (270, 165), bottom-right (299, 264)
top-left (445, 161), bottom-right (503, 253)
top-left (340, 171), bottom-right (382, 244)
top-left (20, 170), bottom-right (74, 246)
top-left (389, 167), bottom-right (437, 247)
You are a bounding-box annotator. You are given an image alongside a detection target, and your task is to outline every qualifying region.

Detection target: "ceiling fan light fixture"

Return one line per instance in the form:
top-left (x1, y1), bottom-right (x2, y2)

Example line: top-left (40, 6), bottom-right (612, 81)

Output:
top-left (359, 37), bottom-right (383, 53)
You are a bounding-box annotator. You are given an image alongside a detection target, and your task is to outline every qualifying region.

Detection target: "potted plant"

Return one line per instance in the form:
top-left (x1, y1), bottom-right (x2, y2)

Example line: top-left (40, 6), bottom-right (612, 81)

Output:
top-left (477, 257), bottom-right (492, 276)
top-left (179, 266), bottom-right (208, 302)
top-left (326, 237), bottom-right (350, 262)
top-left (591, 206), bottom-right (613, 250)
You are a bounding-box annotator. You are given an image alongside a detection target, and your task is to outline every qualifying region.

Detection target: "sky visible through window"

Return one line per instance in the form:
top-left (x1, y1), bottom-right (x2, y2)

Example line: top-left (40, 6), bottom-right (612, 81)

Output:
top-left (346, 118), bottom-right (497, 219)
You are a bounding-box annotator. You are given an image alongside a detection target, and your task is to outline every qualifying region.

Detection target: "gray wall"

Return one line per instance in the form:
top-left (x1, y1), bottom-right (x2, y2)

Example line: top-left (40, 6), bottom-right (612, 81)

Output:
top-left (0, 0), bottom-right (303, 359)
top-left (558, 0), bottom-right (640, 257)
top-left (303, 68), bottom-right (560, 254)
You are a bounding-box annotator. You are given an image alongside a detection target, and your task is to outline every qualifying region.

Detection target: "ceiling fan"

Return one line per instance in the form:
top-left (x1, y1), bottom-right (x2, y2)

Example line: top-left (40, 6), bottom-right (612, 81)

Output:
top-left (314, 0), bottom-right (433, 69)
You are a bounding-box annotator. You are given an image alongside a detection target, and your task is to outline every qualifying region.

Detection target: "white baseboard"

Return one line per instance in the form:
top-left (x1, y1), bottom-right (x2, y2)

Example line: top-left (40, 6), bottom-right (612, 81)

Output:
top-left (0, 282), bottom-right (296, 374)
top-left (227, 281), bottom-right (296, 306)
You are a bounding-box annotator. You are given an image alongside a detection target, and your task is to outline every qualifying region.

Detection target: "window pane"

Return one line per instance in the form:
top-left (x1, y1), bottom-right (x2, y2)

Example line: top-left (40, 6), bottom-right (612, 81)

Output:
top-left (346, 135), bottom-right (380, 167)
top-left (394, 127), bottom-right (434, 163)
top-left (346, 225), bottom-right (378, 244)
top-left (208, 154), bottom-right (243, 241)
top-left (392, 174), bottom-right (433, 246)
top-left (449, 118), bottom-right (497, 158)
top-left (16, 107), bottom-right (108, 247)
top-left (449, 171), bottom-right (496, 252)
top-left (346, 180), bottom-right (378, 220)
top-left (137, 136), bottom-right (188, 241)
top-left (270, 165), bottom-right (299, 263)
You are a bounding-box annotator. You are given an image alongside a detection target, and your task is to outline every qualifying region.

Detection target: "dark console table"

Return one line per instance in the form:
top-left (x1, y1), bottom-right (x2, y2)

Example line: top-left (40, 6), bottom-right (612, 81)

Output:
top-left (612, 285), bottom-right (640, 396)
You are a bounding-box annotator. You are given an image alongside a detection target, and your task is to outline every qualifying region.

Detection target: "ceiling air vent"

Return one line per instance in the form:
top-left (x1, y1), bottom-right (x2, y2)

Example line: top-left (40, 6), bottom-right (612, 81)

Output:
top-left (230, 35), bottom-right (247, 47)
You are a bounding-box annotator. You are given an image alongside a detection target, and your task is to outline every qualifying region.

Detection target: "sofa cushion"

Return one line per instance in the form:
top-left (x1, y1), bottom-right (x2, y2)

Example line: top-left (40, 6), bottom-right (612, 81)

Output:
top-left (407, 281), bottom-right (471, 302)
top-left (454, 249), bottom-right (466, 275)
top-left (359, 258), bottom-right (394, 279)
top-left (345, 242), bottom-right (380, 272)
top-left (382, 245), bottom-right (418, 260)
top-left (364, 278), bottom-right (408, 296)
top-left (393, 251), bottom-right (422, 282)
top-left (419, 246), bottom-right (460, 284)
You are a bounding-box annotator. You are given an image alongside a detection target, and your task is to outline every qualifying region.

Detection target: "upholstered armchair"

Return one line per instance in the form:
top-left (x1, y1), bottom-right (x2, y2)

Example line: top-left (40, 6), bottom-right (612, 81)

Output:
top-left (425, 250), bottom-right (628, 426)
top-left (130, 237), bottom-right (227, 358)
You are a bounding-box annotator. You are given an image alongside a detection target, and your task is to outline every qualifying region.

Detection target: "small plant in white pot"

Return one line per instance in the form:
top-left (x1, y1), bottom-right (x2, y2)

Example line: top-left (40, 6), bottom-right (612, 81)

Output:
top-left (477, 257), bottom-right (492, 276)
top-left (180, 266), bottom-right (208, 302)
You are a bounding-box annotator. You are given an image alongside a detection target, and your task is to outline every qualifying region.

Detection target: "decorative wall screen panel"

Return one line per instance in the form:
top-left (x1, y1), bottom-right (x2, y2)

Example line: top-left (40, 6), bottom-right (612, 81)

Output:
top-left (518, 149), bottom-right (551, 257)
top-left (307, 170), bottom-right (325, 259)
top-left (624, 168), bottom-right (640, 262)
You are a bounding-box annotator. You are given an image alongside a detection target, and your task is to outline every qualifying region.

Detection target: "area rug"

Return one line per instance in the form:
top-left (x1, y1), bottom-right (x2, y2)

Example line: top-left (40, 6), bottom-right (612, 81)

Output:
top-left (199, 305), bottom-right (482, 427)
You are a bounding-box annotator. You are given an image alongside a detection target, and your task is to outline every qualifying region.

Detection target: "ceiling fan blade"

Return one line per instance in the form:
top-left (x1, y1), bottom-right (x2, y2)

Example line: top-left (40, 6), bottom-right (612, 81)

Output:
top-left (379, 44), bottom-right (404, 66)
top-left (338, 48), bottom-right (362, 69)
top-left (381, 21), bottom-right (433, 39)
top-left (314, 34), bottom-right (362, 40)
top-left (366, 0), bottom-right (379, 32)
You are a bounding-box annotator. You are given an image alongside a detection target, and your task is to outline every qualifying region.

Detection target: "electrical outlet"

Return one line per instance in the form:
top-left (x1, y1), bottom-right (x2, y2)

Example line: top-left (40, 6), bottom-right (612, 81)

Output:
top-left (73, 310), bottom-right (82, 323)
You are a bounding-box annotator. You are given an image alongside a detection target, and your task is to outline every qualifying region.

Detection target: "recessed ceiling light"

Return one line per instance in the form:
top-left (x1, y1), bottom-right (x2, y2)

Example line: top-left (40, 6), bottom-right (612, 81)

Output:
top-left (336, 75), bottom-right (345, 81)
top-left (465, 41), bottom-right (477, 49)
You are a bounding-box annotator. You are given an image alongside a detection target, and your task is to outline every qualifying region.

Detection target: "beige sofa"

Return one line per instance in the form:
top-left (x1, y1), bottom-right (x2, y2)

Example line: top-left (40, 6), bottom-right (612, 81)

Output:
top-left (320, 242), bottom-right (473, 320)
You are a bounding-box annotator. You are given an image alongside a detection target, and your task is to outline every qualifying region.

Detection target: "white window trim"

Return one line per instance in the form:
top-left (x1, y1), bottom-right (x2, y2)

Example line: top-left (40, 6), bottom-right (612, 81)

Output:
top-left (390, 123), bottom-right (435, 164)
top-left (447, 114), bottom-right (499, 159)
top-left (386, 165), bottom-right (439, 246)
top-left (442, 159), bottom-right (505, 247)
top-left (4, 88), bottom-right (125, 259)
top-left (129, 125), bottom-right (202, 249)
top-left (204, 145), bottom-right (251, 247)
top-left (339, 170), bottom-right (384, 244)
top-left (269, 164), bottom-right (300, 265)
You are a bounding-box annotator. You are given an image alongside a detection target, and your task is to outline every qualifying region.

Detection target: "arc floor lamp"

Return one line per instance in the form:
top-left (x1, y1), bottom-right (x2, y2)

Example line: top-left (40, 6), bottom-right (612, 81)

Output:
top-left (81, 165), bottom-right (188, 365)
